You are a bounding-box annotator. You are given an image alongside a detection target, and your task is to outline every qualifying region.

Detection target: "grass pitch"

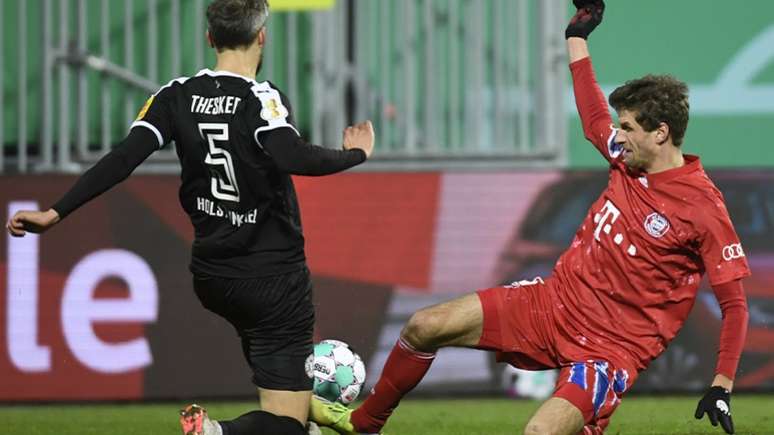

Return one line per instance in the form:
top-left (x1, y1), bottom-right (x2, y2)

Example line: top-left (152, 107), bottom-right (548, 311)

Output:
top-left (1, 396), bottom-right (773, 434)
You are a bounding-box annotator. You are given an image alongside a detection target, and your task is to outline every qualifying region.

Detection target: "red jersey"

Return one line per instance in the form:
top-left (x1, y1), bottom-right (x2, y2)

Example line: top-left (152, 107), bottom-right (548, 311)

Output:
top-left (552, 58), bottom-right (752, 373)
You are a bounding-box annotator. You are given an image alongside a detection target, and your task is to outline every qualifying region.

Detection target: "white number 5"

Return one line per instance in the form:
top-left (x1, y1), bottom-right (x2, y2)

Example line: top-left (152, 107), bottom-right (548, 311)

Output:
top-left (199, 123), bottom-right (240, 202)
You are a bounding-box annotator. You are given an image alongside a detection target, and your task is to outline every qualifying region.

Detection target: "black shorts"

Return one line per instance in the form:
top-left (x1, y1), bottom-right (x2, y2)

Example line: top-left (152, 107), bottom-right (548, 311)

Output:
top-left (193, 267), bottom-right (314, 391)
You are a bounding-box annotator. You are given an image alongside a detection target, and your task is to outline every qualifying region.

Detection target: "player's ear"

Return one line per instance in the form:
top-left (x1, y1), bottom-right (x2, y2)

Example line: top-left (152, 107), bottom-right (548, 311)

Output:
top-left (206, 30), bottom-right (214, 49)
top-left (257, 27), bottom-right (266, 48)
top-left (655, 122), bottom-right (670, 145)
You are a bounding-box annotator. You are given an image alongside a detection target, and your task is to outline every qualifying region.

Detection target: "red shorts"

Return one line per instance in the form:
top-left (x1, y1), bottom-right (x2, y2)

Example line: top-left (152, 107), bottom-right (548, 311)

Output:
top-left (476, 278), bottom-right (558, 369)
top-left (477, 280), bottom-right (634, 428)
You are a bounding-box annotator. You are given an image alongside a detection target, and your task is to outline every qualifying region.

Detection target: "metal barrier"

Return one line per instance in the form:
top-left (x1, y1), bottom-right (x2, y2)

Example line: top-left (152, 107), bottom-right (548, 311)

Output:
top-left (310, 0), bottom-right (568, 169)
top-left (1, 0), bottom-right (568, 173)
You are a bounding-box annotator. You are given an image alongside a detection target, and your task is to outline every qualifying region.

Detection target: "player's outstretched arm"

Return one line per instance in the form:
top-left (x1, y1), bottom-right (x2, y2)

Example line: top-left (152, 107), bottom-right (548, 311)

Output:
top-left (694, 278), bottom-right (748, 434)
top-left (5, 127), bottom-right (159, 237)
top-left (257, 120), bottom-right (374, 176)
top-left (565, 0), bottom-right (619, 162)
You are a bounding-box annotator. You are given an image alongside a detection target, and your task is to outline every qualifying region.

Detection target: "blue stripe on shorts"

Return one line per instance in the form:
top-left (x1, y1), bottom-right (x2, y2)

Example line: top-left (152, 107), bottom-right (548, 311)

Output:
top-left (593, 361), bottom-right (610, 415)
top-left (569, 362), bottom-right (587, 390)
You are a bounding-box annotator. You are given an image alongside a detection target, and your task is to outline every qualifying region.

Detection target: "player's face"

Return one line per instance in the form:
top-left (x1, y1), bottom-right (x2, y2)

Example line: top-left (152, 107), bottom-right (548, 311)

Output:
top-left (614, 110), bottom-right (660, 171)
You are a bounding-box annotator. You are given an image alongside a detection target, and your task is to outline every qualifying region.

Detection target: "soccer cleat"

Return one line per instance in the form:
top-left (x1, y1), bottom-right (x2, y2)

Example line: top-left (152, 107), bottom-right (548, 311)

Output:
top-left (179, 404), bottom-right (208, 435)
top-left (310, 396), bottom-right (371, 435)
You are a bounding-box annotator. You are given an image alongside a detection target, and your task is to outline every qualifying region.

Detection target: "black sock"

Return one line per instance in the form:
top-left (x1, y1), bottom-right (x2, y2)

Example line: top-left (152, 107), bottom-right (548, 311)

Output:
top-left (219, 410), bottom-right (306, 435)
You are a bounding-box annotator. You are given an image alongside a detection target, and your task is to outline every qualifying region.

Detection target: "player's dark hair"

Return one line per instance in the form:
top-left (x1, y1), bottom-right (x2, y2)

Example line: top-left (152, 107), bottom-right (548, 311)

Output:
top-left (609, 75), bottom-right (689, 146)
top-left (206, 0), bottom-right (269, 51)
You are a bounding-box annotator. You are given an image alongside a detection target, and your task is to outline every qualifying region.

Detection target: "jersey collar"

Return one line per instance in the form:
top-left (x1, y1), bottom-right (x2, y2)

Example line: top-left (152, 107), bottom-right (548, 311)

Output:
top-left (196, 68), bottom-right (260, 85)
top-left (643, 154), bottom-right (702, 188)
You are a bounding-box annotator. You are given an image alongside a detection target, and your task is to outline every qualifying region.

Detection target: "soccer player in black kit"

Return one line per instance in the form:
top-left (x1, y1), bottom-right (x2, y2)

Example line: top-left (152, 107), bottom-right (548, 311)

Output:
top-left (6, 1), bottom-right (374, 434)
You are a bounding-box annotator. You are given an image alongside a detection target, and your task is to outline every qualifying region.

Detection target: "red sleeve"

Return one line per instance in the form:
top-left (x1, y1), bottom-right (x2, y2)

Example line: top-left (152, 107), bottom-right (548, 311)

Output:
top-left (569, 57), bottom-right (619, 163)
top-left (694, 195), bottom-right (752, 285)
top-left (712, 279), bottom-right (749, 379)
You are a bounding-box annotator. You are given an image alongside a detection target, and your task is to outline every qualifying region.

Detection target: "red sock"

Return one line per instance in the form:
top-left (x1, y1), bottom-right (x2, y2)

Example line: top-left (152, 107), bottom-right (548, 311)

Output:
top-left (351, 338), bottom-right (435, 433)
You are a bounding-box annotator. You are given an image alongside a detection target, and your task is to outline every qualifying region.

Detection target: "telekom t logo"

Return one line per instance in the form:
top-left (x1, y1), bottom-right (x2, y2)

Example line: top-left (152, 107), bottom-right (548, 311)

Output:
top-left (594, 200), bottom-right (621, 241)
top-left (593, 199), bottom-right (637, 256)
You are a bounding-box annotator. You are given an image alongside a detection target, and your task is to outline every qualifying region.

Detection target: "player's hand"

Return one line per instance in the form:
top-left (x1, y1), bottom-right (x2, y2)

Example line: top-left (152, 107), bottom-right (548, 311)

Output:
top-left (565, 0), bottom-right (605, 40)
top-left (695, 386), bottom-right (734, 434)
top-left (6, 209), bottom-right (61, 237)
top-left (343, 120), bottom-right (375, 159)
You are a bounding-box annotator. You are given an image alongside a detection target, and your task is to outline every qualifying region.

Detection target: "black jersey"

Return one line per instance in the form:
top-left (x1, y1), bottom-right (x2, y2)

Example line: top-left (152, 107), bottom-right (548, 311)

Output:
top-left (127, 70), bottom-right (362, 278)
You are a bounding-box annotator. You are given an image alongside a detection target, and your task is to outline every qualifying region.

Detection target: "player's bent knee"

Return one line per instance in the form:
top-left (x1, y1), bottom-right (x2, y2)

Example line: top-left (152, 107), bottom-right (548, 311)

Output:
top-left (401, 309), bottom-right (443, 350)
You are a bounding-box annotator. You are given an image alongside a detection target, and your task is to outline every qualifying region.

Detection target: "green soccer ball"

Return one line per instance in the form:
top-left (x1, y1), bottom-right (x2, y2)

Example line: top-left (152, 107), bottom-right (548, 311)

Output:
top-left (309, 339), bottom-right (366, 404)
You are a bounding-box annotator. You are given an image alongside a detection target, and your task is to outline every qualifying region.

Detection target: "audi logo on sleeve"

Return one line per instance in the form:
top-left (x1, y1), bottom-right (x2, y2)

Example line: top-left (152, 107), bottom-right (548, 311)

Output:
top-left (722, 243), bottom-right (746, 261)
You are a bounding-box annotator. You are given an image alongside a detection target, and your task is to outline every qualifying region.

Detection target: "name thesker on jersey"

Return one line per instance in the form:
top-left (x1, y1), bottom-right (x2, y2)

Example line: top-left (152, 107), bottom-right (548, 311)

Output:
top-left (190, 95), bottom-right (242, 115)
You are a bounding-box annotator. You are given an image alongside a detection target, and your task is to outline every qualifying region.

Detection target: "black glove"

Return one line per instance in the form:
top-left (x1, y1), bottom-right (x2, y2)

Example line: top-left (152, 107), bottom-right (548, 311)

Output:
top-left (573, 0), bottom-right (601, 8)
top-left (565, 0), bottom-right (605, 40)
top-left (695, 386), bottom-right (734, 434)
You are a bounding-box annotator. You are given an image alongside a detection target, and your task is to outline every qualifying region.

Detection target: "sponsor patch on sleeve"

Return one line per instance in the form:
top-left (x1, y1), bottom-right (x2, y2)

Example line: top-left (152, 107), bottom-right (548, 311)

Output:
top-left (135, 95), bottom-right (155, 121)
top-left (260, 97), bottom-right (289, 121)
top-left (607, 124), bottom-right (622, 158)
top-left (256, 89), bottom-right (290, 125)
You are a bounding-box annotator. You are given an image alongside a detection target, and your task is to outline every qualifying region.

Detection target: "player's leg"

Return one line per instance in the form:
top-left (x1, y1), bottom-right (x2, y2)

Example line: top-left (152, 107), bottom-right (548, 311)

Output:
top-left (313, 281), bottom-right (553, 434)
top-left (526, 361), bottom-right (632, 435)
top-left (180, 404), bottom-right (316, 435)
top-left (311, 280), bottom-right (549, 434)
top-left (189, 269), bottom-right (315, 435)
top-left (401, 292), bottom-right (485, 350)
top-left (524, 362), bottom-right (591, 435)
top-left (213, 406), bottom-right (308, 435)
top-left (314, 293), bottom-right (483, 434)
top-left (523, 397), bottom-right (584, 435)
top-left (259, 388), bottom-right (312, 422)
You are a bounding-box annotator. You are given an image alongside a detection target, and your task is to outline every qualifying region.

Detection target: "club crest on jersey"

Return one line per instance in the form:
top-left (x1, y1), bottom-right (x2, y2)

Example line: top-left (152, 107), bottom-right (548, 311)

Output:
top-left (644, 212), bottom-right (670, 238)
top-left (260, 98), bottom-right (288, 121)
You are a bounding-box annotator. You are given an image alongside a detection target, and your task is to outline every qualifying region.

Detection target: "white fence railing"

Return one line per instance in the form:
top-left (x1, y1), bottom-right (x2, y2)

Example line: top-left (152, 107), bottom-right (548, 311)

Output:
top-left (1, 0), bottom-right (568, 173)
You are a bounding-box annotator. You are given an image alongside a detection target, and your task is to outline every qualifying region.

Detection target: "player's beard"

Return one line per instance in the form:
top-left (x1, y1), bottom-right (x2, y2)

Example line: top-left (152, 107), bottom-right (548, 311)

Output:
top-left (623, 151), bottom-right (645, 170)
top-left (623, 147), bottom-right (656, 171)
top-left (622, 149), bottom-right (639, 168)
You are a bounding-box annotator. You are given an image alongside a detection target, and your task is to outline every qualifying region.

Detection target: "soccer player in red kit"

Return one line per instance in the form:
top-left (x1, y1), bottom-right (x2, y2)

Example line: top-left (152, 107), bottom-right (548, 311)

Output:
top-left (309, 1), bottom-right (749, 434)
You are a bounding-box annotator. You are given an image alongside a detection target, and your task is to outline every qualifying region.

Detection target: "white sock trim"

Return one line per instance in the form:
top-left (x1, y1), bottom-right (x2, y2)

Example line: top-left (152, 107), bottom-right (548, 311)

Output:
top-left (397, 337), bottom-right (436, 360)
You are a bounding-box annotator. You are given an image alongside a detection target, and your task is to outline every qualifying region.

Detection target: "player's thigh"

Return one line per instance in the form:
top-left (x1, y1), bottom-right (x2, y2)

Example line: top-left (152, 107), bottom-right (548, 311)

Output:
top-left (195, 269), bottom-right (315, 391)
top-left (402, 292), bottom-right (484, 349)
top-left (259, 388), bottom-right (313, 424)
top-left (524, 397), bottom-right (584, 435)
